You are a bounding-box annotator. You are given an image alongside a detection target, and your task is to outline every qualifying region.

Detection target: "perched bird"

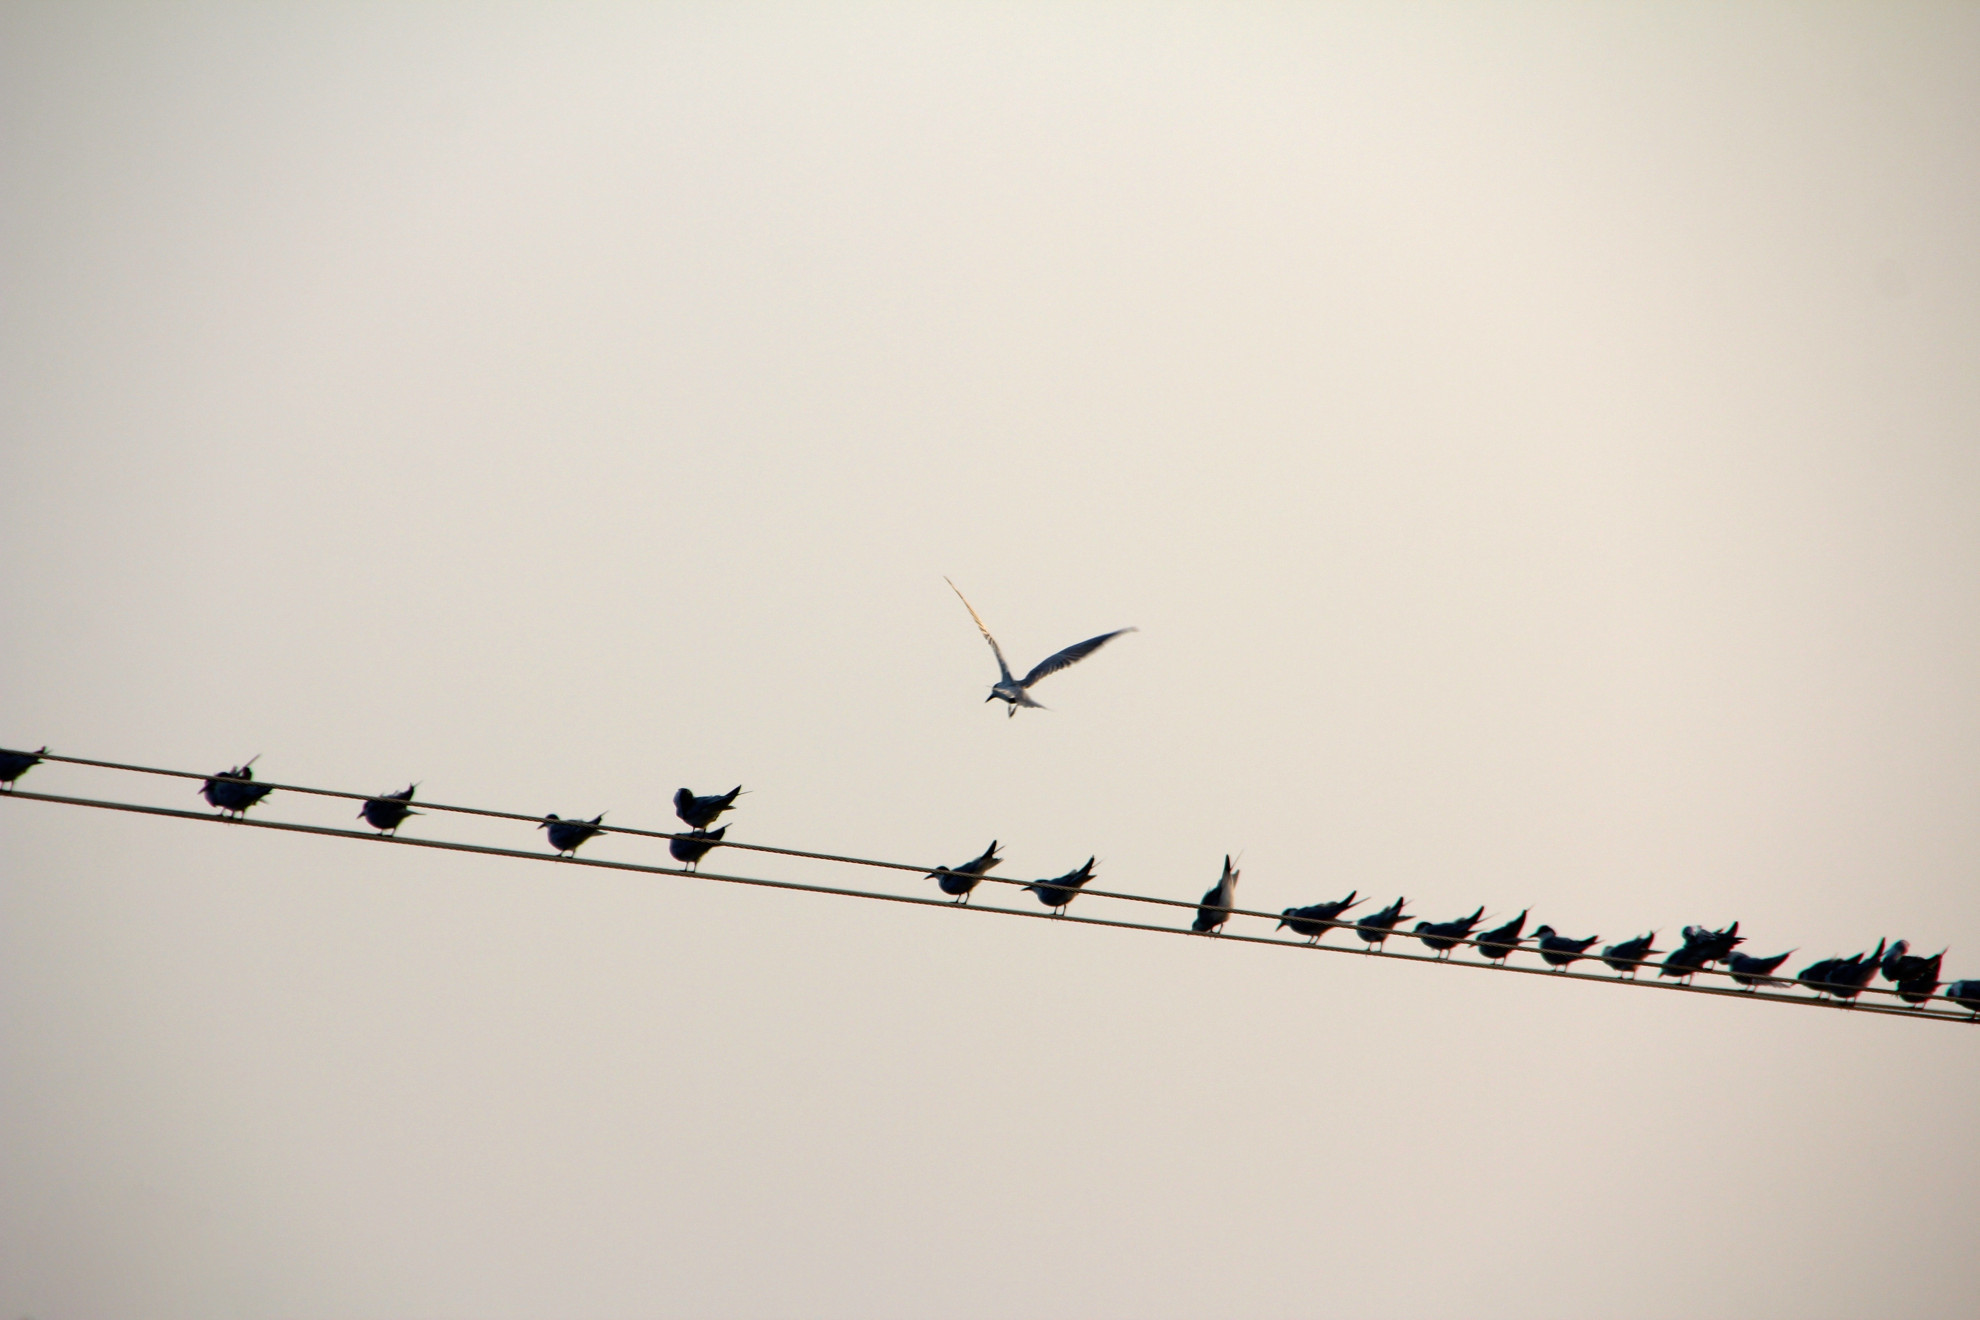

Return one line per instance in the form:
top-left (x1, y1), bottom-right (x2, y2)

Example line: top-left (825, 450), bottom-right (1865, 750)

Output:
top-left (675, 786), bottom-right (742, 831)
top-left (1882, 943), bottom-right (1945, 1007)
top-left (946, 578), bottom-right (1136, 717)
top-left (1823, 939), bottom-right (1888, 1003)
top-left (540, 813), bottom-right (605, 857)
top-left (0, 745), bottom-right (46, 791)
top-left (1601, 932), bottom-right (1659, 978)
top-left (1024, 858), bottom-right (1097, 914)
top-left (1278, 891), bottom-right (1361, 943)
top-left (1475, 911), bottom-right (1529, 964)
top-left (1795, 957), bottom-right (1842, 996)
top-left (1944, 980), bottom-right (1980, 1016)
top-left (202, 759), bottom-right (274, 818)
top-left (1725, 950), bottom-right (1795, 990)
top-left (1532, 925), bottom-right (1601, 971)
top-left (1192, 856), bottom-right (1241, 934)
top-left (930, 841), bottom-right (1002, 904)
top-left (359, 784), bottom-right (420, 835)
top-left (1413, 906), bottom-right (1485, 959)
top-left (1661, 923), bottom-right (1743, 982)
top-left (1353, 897), bottom-right (1412, 950)
top-left (670, 826), bottom-right (726, 871)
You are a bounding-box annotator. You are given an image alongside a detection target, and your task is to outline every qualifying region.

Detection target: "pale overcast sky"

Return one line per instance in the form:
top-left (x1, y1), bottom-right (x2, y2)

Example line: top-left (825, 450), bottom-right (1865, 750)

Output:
top-left (4, 4), bottom-right (1979, 1317)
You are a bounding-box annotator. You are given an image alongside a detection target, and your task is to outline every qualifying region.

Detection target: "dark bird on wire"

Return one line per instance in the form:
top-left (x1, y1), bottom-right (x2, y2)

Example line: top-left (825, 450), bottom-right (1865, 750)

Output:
top-left (1880, 941), bottom-right (1945, 1006)
top-left (931, 841), bottom-right (1002, 904)
top-left (540, 813), bottom-right (605, 857)
top-left (1726, 950), bottom-right (1794, 990)
top-left (1414, 906), bottom-right (1485, 959)
top-left (1661, 923), bottom-right (1743, 982)
top-left (1475, 911), bottom-right (1529, 964)
top-left (1821, 939), bottom-right (1888, 1003)
top-left (1278, 891), bottom-right (1362, 943)
top-left (1795, 957), bottom-right (1842, 996)
top-left (1353, 896), bottom-right (1412, 950)
top-left (675, 785), bottom-right (742, 830)
top-left (202, 759), bottom-right (274, 818)
top-left (1601, 932), bottom-right (1659, 978)
top-left (670, 826), bottom-right (726, 871)
top-left (0, 745), bottom-right (46, 790)
top-left (1192, 856), bottom-right (1241, 934)
top-left (359, 784), bottom-right (420, 835)
top-left (1944, 980), bottom-right (1980, 1017)
top-left (1533, 925), bottom-right (1601, 971)
top-left (946, 578), bottom-right (1136, 717)
top-left (1023, 857), bottom-right (1097, 914)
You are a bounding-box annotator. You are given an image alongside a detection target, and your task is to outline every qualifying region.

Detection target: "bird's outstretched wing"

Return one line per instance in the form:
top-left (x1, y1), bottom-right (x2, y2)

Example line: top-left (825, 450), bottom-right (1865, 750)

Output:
top-left (945, 578), bottom-right (1014, 684)
top-left (1020, 626), bottom-right (1137, 688)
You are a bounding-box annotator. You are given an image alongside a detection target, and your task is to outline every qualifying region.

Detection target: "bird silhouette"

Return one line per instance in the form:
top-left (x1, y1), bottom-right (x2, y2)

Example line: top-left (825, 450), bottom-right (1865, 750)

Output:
top-left (1795, 956), bottom-right (1842, 996)
top-left (1880, 941), bottom-right (1945, 1007)
top-left (539, 813), bottom-right (605, 857)
top-left (359, 784), bottom-right (420, 835)
top-left (1353, 897), bottom-right (1412, 950)
top-left (1821, 939), bottom-right (1888, 1003)
top-left (930, 841), bottom-right (1002, 903)
top-left (675, 786), bottom-right (742, 831)
top-left (1601, 932), bottom-right (1659, 978)
top-left (946, 579), bottom-right (1136, 717)
top-left (1725, 950), bottom-right (1794, 990)
top-left (1661, 923), bottom-right (1743, 982)
top-left (1023, 858), bottom-right (1097, 914)
top-left (1192, 856), bottom-right (1240, 934)
top-left (201, 759), bottom-right (274, 818)
top-left (670, 826), bottom-right (726, 871)
top-left (1475, 911), bottom-right (1529, 964)
top-left (1944, 980), bottom-right (1980, 1017)
top-left (1413, 906), bottom-right (1485, 959)
top-left (0, 745), bottom-right (46, 791)
top-left (1532, 926), bottom-right (1601, 971)
top-left (1278, 891), bottom-right (1362, 943)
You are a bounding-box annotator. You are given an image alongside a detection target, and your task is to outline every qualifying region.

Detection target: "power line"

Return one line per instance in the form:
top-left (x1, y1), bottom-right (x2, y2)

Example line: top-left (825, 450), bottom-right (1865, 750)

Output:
top-left (5, 777), bottom-right (1973, 1026)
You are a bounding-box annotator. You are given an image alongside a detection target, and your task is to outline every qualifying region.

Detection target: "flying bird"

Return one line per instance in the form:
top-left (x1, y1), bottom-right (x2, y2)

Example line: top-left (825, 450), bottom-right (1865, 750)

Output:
top-left (0, 745), bottom-right (46, 791)
top-left (930, 841), bottom-right (1002, 903)
top-left (360, 784), bottom-right (420, 835)
top-left (1601, 932), bottom-right (1659, 978)
top-left (202, 759), bottom-right (274, 818)
top-left (1024, 858), bottom-right (1097, 914)
top-left (1278, 891), bottom-right (1362, 943)
top-left (1725, 950), bottom-right (1794, 990)
top-left (1532, 925), bottom-right (1601, 971)
top-left (1475, 911), bottom-right (1529, 964)
top-left (946, 578), bottom-right (1136, 717)
top-left (540, 813), bottom-right (606, 857)
top-left (1413, 906), bottom-right (1485, 959)
top-left (670, 826), bottom-right (726, 871)
top-left (675, 786), bottom-right (742, 831)
top-left (1353, 897), bottom-right (1412, 950)
top-left (1192, 856), bottom-right (1240, 934)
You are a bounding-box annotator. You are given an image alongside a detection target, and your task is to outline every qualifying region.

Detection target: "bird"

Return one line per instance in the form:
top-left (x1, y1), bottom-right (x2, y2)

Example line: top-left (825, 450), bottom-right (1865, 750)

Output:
top-left (1601, 932), bottom-right (1659, 978)
top-left (1660, 923), bottom-right (1743, 983)
top-left (1532, 925), bottom-right (1601, 971)
top-left (539, 813), bottom-right (605, 856)
top-left (1880, 941), bottom-right (1946, 1007)
top-left (930, 841), bottom-right (1002, 903)
top-left (1413, 906), bottom-right (1485, 958)
top-left (670, 826), bottom-right (726, 871)
top-left (1795, 957), bottom-right (1842, 996)
top-left (1943, 980), bottom-right (1980, 1017)
top-left (1725, 950), bottom-right (1794, 990)
top-left (359, 784), bottom-right (420, 835)
top-left (1278, 891), bottom-right (1361, 943)
top-left (1475, 911), bottom-right (1528, 964)
top-left (201, 759), bottom-right (274, 818)
top-left (1822, 939), bottom-right (1888, 1003)
top-left (1023, 858), bottom-right (1097, 914)
top-left (1192, 856), bottom-right (1240, 934)
top-left (0, 745), bottom-right (46, 791)
top-left (1353, 897), bottom-right (1411, 950)
top-left (675, 786), bottom-right (742, 831)
top-left (946, 578), bottom-right (1136, 717)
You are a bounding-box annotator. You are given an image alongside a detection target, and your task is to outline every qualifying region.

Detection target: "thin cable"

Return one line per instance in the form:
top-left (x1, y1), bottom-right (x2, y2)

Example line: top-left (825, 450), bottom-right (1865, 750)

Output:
top-left (16, 752), bottom-right (1954, 1004)
top-left (6, 786), bottom-right (1974, 1026)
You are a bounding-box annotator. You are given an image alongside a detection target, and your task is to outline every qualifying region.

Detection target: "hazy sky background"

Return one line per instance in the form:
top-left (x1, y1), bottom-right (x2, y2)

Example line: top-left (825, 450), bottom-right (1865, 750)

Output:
top-left (4, 3), bottom-right (1979, 1316)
